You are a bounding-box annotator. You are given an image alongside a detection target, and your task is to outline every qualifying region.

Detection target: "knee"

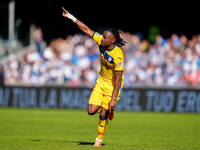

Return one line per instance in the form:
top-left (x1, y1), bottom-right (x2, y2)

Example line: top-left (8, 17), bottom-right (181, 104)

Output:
top-left (88, 110), bottom-right (97, 115)
top-left (87, 109), bottom-right (97, 115)
top-left (87, 104), bottom-right (100, 115)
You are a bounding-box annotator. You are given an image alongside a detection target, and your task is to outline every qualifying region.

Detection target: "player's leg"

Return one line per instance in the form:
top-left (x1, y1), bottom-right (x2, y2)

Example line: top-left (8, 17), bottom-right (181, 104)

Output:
top-left (93, 107), bottom-right (109, 147)
top-left (93, 81), bottom-right (114, 147)
top-left (87, 104), bottom-right (101, 115)
top-left (87, 77), bottom-right (103, 115)
top-left (97, 107), bottom-right (109, 139)
top-left (94, 78), bottom-right (124, 147)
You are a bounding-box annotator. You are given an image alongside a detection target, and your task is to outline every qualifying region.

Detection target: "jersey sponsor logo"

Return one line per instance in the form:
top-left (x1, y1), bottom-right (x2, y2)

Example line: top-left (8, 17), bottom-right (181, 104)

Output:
top-left (115, 65), bottom-right (124, 68)
top-left (117, 57), bottom-right (122, 60)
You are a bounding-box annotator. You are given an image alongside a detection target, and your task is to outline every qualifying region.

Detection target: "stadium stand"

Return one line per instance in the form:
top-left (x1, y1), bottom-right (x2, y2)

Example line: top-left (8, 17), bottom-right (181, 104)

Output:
top-left (1, 28), bottom-right (200, 88)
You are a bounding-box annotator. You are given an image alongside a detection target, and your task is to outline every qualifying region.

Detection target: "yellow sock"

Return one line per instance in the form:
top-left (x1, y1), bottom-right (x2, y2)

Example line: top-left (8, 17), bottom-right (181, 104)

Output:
top-left (97, 117), bottom-right (108, 140)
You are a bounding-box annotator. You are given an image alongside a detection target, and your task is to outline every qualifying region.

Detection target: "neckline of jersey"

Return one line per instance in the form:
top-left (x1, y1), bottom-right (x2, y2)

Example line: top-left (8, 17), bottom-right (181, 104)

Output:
top-left (107, 45), bottom-right (116, 51)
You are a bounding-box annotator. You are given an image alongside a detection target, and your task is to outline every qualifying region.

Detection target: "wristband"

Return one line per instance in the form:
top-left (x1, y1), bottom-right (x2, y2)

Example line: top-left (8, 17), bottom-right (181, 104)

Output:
top-left (66, 13), bottom-right (77, 23)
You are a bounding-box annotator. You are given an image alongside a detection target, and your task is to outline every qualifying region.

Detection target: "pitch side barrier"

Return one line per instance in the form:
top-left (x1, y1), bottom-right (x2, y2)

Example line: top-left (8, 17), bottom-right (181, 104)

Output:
top-left (0, 86), bottom-right (200, 113)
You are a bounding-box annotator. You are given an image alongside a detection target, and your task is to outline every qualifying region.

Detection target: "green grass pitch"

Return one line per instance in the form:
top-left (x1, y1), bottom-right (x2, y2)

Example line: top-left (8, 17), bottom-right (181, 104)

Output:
top-left (0, 108), bottom-right (199, 150)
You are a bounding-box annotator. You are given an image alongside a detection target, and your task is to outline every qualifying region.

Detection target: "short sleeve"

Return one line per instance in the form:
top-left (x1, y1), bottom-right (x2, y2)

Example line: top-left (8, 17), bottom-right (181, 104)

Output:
top-left (92, 32), bottom-right (103, 46)
top-left (114, 50), bottom-right (124, 72)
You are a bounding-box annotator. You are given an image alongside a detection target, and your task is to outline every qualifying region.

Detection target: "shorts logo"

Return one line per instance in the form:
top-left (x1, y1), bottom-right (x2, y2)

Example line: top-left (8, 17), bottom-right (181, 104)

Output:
top-left (118, 62), bottom-right (122, 66)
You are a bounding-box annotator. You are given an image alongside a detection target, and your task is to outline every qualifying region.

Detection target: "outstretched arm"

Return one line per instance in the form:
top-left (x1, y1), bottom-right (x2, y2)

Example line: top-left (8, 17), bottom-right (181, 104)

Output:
top-left (62, 7), bottom-right (95, 37)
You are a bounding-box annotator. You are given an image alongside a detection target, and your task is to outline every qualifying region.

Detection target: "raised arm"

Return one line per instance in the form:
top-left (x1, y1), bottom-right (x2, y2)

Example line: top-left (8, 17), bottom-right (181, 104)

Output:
top-left (62, 7), bottom-right (95, 37)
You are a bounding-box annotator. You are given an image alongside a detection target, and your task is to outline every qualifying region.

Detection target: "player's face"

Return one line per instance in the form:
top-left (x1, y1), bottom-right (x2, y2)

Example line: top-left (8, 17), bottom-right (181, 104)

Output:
top-left (101, 31), bottom-right (116, 49)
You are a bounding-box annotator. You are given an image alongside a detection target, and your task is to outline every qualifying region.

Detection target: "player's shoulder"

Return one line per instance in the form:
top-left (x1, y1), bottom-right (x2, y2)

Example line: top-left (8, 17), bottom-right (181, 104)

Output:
top-left (92, 32), bottom-right (102, 39)
top-left (92, 32), bottom-right (103, 45)
top-left (113, 45), bottom-right (124, 57)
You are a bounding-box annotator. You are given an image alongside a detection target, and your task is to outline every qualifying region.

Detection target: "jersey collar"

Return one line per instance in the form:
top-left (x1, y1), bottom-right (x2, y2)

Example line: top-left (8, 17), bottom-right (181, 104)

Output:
top-left (107, 45), bottom-right (116, 51)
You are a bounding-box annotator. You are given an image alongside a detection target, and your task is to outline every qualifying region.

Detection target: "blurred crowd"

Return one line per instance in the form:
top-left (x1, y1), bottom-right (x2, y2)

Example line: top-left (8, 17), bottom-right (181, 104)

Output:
top-left (0, 39), bottom-right (8, 58)
top-left (1, 27), bottom-right (200, 87)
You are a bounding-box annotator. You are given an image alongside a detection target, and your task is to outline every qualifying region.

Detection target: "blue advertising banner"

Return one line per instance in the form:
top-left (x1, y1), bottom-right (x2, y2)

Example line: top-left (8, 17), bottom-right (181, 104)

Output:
top-left (0, 86), bottom-right (200, 113)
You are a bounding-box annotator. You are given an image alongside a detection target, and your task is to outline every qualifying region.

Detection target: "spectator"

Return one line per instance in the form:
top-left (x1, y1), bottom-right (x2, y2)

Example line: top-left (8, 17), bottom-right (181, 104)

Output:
top-left (32, 26), bottom-right (47, 56)
top-left (2, 31), bottom-right (200, 87)
top-left (0, 64), bottom-right (4, 87)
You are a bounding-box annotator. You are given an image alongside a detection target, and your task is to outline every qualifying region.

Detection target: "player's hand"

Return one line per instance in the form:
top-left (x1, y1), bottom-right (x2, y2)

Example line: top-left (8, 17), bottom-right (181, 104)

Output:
top-left (62, 7), bottom-right (69, 18)
top-left (108, 100), bottom-right (116, 113)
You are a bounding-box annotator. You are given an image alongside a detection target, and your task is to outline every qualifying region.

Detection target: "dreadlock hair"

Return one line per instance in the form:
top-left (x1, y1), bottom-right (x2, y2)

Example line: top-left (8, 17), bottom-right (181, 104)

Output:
top-left (106, 28), bottom-right (127, 47)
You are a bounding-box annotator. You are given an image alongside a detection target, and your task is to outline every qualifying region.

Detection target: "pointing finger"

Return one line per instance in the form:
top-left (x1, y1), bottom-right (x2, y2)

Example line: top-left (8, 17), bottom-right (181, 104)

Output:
top-left (62, 7), bottom-right (68, 13)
